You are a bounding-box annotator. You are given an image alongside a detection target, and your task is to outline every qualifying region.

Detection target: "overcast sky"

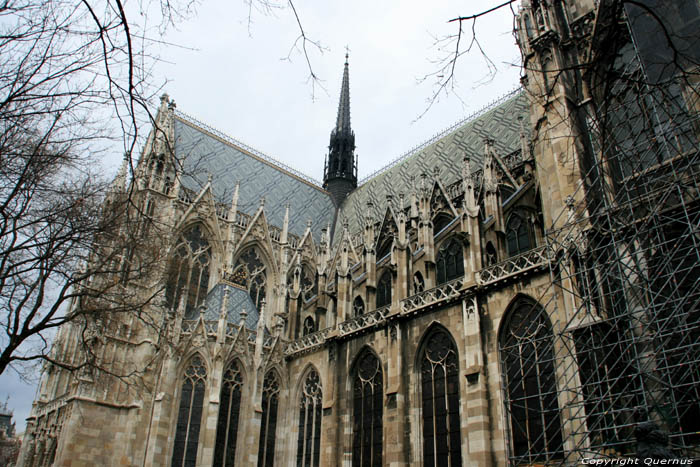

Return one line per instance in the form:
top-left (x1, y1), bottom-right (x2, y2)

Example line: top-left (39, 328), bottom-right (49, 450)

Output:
top-left (1, 0), bottom-right (522, 433)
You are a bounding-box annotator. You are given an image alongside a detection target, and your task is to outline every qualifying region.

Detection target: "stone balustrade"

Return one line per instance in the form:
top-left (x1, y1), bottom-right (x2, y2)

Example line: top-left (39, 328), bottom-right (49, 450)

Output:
top-left (285, 327), bottom-right (333, 356)
top-left (338, 306), bottom-right (390, 337)
top-left (181, 320), bottom-right (197, 333)
top-left (34, 394), bottom-right (69, 418)
top-left (476, 245), bottom-right (549, 286)
top-left (400, 277), bottom-right (464, 315)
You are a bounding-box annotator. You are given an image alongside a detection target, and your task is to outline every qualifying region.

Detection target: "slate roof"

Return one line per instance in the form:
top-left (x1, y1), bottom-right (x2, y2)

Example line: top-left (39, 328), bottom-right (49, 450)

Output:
top-left (335, 89), bottom-right (529, 236)
top-left (173, 113), bottom-right (336, 241)
top-left (203, 283), bottom-right (259, 329)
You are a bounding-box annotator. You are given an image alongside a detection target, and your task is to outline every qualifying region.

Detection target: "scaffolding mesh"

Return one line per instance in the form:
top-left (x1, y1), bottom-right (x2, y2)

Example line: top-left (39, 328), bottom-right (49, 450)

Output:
top-left (502, 2), bottom-right (700, 464)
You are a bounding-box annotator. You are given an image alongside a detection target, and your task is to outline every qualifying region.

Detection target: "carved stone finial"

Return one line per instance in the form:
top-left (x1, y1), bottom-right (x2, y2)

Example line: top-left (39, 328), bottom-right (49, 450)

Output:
top-left (240, 307), bottom-right (248, 326)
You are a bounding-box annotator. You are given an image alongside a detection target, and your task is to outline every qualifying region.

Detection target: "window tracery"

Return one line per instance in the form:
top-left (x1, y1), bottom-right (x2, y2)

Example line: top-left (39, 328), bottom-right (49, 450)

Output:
top-left (302, 316), bottom-right (316, 336)
top-left (499, 297), bottom-right (563, 464)
top-left (165, 225), bottom-right (211, 319)
top-left (506, 212), bottom-right (533, 257)
top-left (413, 272), bottom-right (425, 294)
top-left (486, 241), bottom-right (498, 266)
top-left (172, 356), bottom-right (207, 467)
top-left (376, 272), bottom-right (392, 308)
top-left (301, 265), bottom-right (318, 302)
top-left (231, 247), bottom-right (267, 311)
top-left (353, 296), bottom-right (365, 316)
top-left (296, 369), bottom-right (323, 467)
top-left (257, 371), bottom-right (280, 467)
top-left (352, 350), bottom-right (383, 467)
top-left (214, 360), bottom-right (244, 466)
top-left (436, 238), bottom-right (464, 285)
top-left (420, 328), bottom-right (462, 467)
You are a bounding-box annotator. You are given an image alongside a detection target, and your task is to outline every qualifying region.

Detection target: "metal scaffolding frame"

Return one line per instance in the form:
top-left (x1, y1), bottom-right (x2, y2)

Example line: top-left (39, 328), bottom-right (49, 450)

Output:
top-left (502, 2), bottom-right (700, 464)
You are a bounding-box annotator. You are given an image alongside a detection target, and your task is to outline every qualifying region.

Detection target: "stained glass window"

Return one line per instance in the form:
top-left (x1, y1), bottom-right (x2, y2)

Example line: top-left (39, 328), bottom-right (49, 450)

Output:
top-left (165, 225), bottom-right (211, 318)
top-left (436, 238), bottom-right (464, 285)
top-left (352, 350), bottom-right (383, 467)
top-left (214, 360), bottom-right (244, 466)
top-left (231, 247), bottom-right (267, 311)
top-left (172, 356), bottom-right (207, 467)
top-left (376, 272), bottom-right (391, 309)
top-left (296, 369), bottom-right (323, 467)
top-left (506, 213), bottom-right (532, 257)
top-left (257, 371), bottom-right (280, 467)
top-left (499, 297), bottom-right (563, 464)
top-left (420, 328), bottom-right (462, 467)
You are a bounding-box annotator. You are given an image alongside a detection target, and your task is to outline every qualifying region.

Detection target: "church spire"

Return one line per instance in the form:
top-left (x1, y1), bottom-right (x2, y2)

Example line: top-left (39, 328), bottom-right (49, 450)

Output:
top-left (323, 52), bottom-right (357, 206)
top-left (335, 54), bottom-right (351, 134)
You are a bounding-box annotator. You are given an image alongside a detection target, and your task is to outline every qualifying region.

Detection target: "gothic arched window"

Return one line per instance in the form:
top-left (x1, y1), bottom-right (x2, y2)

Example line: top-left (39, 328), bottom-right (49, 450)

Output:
top-left (486, 242), bottom-right (498, 266)
top-left (172, 356), bottom-right (207, 467)
top-left (296, 369), bottom-right (323, 467)
top-left (524, 13), bottom-right (534, 39)
top-left (257, 371), bottom-right (280, 467)
top-left (165, 225), bottom-right (211, 318)
top-left (436, 238), bottom-right (464, 285)
top-left (301, 265), bottom-right (318, 302)
top-left (302, 316), bottom-right (316, 336)
top-left (413, 272), bottom-right (425, 294)
top-left (649, 224), bottom-right (700, 447)
top-left (419, 328), bottom-right (462, 467)
top-left (433, 213), bottom-right (453, 235)
top-left (499, 297), bottom-right (563, 464)
top-left (352, 350), bottom-right (383, 467)
top-left (231, 247), bottom-right (267, 311)
top-left (506, 212), bottom-right (533, 257)
top-left (214, 360), bottom-right (243, 466)
top-left (376, 272), bottom-right (392, 309)
top-left (353, 296), bottom-right (365, 317)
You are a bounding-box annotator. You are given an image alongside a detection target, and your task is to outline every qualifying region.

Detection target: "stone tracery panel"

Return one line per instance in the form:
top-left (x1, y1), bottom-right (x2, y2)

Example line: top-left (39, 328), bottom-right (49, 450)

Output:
top-left (352, 350), bottom-right (383, 467)
top-left (165, 225), bottom-right (211, 318)
top-left (172, 355), bottom-right (207, 467)
top-left (296, 369), bottom-right (323, 467)
top-left (213, 360), bottom-right (244, 466)
top-left (231, 247), bottom-right (267, 311)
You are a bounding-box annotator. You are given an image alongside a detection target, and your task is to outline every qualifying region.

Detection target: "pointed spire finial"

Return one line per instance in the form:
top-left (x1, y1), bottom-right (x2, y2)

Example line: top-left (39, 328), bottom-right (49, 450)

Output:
top-left (323, 53), bottom-right (358, 203)
top-left (335, 54), bottom-right (351, 134)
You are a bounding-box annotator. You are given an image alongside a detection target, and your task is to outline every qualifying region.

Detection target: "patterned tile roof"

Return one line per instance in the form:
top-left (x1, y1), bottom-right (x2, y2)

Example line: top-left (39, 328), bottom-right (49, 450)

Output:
top-left (173, 113), bottom-right (336, 241)
top-left (203, 283), bottom-right (259, 329)
top-left (335, 89), bottom-right (529, 236)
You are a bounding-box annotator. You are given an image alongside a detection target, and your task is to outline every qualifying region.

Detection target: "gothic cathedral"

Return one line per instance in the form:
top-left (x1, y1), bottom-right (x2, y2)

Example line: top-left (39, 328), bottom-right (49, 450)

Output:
top-left (19, 0), bottom-right (700, 465)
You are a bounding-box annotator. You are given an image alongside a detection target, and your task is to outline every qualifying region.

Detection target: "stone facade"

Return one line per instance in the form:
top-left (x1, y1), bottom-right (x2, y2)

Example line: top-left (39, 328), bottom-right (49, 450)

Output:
top-left (18, 0), bottom-right (700, 466)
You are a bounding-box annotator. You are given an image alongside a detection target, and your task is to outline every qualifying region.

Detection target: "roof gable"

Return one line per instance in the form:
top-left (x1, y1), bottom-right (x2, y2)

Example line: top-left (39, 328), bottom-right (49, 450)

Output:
top-left (335, 89), bottom-right (529, 238)
top-left (173, 114), bottom-right (336, 241)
